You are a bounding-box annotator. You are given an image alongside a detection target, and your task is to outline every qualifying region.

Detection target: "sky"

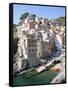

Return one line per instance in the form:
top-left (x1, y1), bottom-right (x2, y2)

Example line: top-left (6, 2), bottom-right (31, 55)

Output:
top-left (13, 4), bottom-right (65, 24)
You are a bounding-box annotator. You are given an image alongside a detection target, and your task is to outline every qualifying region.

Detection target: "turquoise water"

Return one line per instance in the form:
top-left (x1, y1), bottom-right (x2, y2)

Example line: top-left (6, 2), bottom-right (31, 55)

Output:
top-left (13, 70), bottom-right (58, 86)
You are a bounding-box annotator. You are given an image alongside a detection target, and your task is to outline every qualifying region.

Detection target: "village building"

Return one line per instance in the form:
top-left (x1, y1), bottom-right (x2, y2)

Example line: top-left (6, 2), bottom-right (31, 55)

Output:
top-left (13, 14), bottom-right (65, 72)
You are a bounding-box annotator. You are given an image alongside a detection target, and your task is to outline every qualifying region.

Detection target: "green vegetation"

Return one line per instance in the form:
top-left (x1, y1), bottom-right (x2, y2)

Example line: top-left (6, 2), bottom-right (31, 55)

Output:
top-left (20, 12), bottom-right (29, 20)
top-left (55, 16), bottom-right (65, 25)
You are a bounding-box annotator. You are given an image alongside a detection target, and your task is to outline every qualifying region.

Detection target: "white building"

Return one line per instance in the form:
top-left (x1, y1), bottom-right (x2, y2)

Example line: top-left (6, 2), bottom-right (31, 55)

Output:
top-left (13, 15), bottom-right (50, 69)
top-left (27, 35), bottom-right (42, 67)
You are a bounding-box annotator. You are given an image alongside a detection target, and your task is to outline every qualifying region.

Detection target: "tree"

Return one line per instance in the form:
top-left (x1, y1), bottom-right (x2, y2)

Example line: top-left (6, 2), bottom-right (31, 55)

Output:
top-left (31, 14), bottom-right (36, 20)
top-left (55, 16), bottom-right (65, 26)
top-left (20, 12), bottom-right (29, 20)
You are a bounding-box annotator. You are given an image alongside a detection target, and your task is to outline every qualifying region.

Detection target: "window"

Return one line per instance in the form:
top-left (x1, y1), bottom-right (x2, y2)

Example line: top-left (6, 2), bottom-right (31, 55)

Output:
top-left (35, 49), bottom-right (37, 51)
top-left (24, 39), bottom-right (25, 42)
top-left (29, 49), bottom-right (30, 52)
top-left (39, 53), bottom-right (40, 56)
top-left (28, 44), bottom-right (31, 47)
top-left (39, 21), bottom-right (42, 24)
top-left (32, 49), bottom-right (33, 51)
top-left (29, 54), bottom-right (32, 57)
